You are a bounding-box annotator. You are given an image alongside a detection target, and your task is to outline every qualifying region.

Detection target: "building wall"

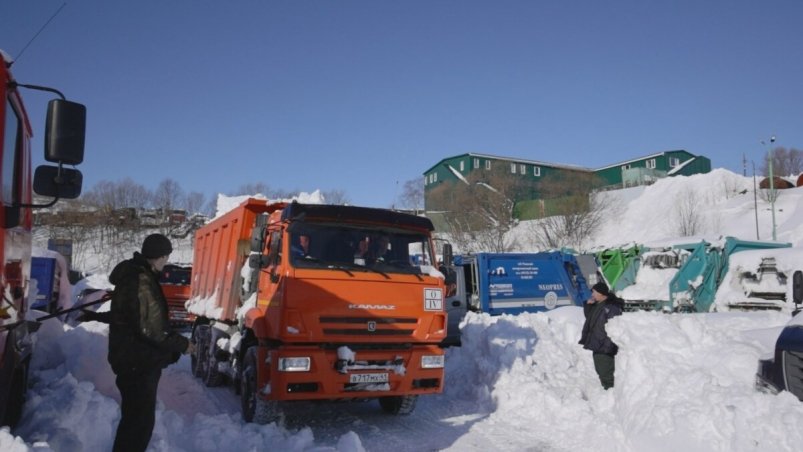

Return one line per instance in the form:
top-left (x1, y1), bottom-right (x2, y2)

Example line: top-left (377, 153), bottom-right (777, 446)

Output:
top-left (424, 150), bottom-right (710, 214)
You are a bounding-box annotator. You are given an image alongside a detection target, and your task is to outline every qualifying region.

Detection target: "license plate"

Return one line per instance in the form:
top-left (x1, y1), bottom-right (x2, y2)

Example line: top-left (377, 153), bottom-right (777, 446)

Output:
top-left (349, 373), bottom-right (388, 384)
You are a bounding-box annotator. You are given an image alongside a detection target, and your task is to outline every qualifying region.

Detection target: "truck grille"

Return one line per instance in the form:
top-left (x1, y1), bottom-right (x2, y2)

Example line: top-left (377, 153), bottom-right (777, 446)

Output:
top-left (319, 316), bottom-right (417, 336)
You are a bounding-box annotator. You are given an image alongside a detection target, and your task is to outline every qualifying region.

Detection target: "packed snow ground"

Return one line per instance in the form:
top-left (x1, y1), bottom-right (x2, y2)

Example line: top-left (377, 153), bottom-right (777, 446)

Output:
top-left (3, 169), bottom-right (803, 451)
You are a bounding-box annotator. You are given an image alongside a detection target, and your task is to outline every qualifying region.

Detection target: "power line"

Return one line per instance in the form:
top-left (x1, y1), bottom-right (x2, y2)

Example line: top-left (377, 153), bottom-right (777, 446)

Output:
top-left (14, 2), bottom-right (67, 64)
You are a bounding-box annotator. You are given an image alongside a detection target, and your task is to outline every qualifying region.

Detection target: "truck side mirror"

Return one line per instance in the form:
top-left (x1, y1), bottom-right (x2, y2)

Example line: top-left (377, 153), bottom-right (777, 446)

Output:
top-left (33, 166), bottom-right (83, 199)
top-left (793, 270), bottom-right (803, 305)
top-left (45, 99), bottom-right (86, 165)
top-left (443, 243), bottom-right (453, 266)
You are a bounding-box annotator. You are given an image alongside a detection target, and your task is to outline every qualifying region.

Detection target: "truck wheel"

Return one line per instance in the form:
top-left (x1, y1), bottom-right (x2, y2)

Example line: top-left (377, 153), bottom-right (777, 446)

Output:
top-left (193, 325), bottom-right (210, 378)
top-left (203, 349), bottom-right (224, 387)
top-left (241, 346), bottom-right (280, 424)
top-left (379, 395), bottom-right (417, 415)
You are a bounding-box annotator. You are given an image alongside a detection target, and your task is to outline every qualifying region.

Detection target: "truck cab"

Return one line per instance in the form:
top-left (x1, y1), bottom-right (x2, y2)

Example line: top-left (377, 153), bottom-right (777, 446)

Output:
top-left (1, 50), bottom-right (86, 427)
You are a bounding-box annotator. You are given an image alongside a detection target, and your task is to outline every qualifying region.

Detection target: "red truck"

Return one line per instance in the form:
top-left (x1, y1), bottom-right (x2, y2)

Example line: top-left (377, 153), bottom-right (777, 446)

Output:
top-left (0, 50), bottom-right (86, 427)
top-left (187, 199), bottom-right (447, 423)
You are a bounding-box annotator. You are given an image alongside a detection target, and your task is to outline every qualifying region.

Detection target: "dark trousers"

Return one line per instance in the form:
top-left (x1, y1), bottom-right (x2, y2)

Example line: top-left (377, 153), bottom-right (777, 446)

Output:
top-left (592, 352), bottom-right (616, 390)
top-left (113, 368), bottom-right (162, 452)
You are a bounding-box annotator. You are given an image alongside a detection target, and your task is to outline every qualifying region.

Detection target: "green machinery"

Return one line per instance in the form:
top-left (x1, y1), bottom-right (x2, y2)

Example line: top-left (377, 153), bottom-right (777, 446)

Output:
top-left (667, 237), bottom-right (791, 312)
top-left (596, 245), bottom-right (642, 292)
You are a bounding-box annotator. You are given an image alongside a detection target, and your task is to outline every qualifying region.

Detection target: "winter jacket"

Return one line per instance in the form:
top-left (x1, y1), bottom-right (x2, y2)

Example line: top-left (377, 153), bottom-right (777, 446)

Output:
top-left (107, 252), bottom-right (189, 375)
top-left (578, 295), bottom-right (624, 356)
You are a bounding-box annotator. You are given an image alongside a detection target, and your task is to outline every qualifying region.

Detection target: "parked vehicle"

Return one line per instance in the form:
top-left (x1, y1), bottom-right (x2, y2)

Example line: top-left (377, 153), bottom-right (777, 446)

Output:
top-left (186, 199), bottom-right (446, 423)
top-left (159, 264), bottom-right (193, 327)
top-left (755, 270), bottom-right (803, 399)
top-left (446, 251), bottom-right (596, 318)
top-left (0, 49), bottom-right (86, 427)
top-left (668, 237), bottom-right (790, 312)
top-left (30, 257), bottom-right (60, 313)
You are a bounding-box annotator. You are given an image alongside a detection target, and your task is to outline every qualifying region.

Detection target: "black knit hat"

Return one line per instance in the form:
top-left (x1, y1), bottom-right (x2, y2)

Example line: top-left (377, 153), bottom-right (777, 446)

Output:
top-left (141, 233), bottom-right (173, 259)
top-left (592, 281), bottom-right (610, 297)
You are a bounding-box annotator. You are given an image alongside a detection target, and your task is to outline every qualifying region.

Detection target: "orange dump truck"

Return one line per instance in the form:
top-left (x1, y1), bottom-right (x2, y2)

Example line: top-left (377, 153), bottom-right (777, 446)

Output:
top-left (159, 264), bottom-right (194, 327)
top-left (186, 199), bottom-right (446, 422)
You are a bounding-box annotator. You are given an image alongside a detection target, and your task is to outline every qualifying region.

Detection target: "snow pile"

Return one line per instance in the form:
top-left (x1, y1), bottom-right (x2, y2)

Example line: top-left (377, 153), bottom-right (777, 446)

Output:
top-left (213, 190), bottom-right (326, 220)
top-left (3, 302), bottom-right (803, 450)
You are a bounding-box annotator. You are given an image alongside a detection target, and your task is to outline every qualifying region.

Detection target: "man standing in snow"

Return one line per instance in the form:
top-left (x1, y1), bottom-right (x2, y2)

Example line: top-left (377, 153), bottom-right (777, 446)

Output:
top-left (82, 234), bottom-right (192, 451)
top-left (578, 281), bottom-right (624, 390)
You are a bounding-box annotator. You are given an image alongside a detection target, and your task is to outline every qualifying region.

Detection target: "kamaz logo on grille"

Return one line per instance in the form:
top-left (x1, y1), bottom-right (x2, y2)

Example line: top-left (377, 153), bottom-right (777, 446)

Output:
top-left (348, 304), bottom-right (396, 310)
top-left (367, 321), bottom-right (377, 332)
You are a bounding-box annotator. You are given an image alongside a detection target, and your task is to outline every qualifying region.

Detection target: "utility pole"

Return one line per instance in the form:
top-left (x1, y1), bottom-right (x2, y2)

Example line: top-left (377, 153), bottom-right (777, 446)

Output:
top-left (763, 136), bottom-right (778, 241)
top-left (752, 161), bottom-right (759, 240)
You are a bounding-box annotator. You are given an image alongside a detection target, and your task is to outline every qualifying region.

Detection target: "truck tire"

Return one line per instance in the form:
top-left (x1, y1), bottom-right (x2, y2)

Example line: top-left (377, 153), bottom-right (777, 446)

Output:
top-left (192, 325), bottom-right (210, 378)
top-left (240, 346), bottom-right (280, 424)
top-left (203, 330), bottom-right (225, 387)
top-left (379, 395), bottom-right (417, 415)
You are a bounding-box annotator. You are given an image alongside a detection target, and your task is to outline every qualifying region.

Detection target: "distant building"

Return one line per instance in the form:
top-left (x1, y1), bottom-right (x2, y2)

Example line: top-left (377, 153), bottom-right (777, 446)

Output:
top-left (423, 150), bottom-right (711, 216)
top-left (594, 150), bottom-right (711, 188)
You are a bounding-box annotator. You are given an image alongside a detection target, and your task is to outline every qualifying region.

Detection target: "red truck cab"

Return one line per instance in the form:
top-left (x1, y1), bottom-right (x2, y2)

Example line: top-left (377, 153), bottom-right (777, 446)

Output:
top-left (0, 50), bottom-right (86, 427)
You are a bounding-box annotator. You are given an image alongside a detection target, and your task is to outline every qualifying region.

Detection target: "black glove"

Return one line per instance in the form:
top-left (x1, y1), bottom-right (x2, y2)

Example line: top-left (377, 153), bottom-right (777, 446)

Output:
top-left (76, 309), bottom-right (101, 322)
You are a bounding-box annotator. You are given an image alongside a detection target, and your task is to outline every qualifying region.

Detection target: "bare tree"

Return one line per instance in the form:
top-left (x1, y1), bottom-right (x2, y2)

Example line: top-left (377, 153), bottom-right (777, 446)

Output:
top-left (153, 178), bottom-right (185, 235)
top-left (235, 182), bottom-right (272, 197)
top-left (527, 172), bottom-right (610, 250)
top-left (430, 166), bottom-right (524, 253)
top-left (761, 147), bottom-right (803, 177)
top-left (83, 178), bottom-right (150, 212)
top-left (673, 187), bottom-right (702, 237)
top-left (153, 179), bottom-right (184, 212)
top-left (185, 191), bottom-right (206, 215)
top-left (322, 189), bottom-right (350, 205)
top-left (398, 178), bottom-right (424, 213)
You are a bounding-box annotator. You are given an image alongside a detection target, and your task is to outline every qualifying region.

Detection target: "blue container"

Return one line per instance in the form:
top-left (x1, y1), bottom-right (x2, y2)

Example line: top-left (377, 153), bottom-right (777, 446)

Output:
top-left (31, 257), bottom-right (58, 312)
top-left (457, 252), bottom-right (593, 316)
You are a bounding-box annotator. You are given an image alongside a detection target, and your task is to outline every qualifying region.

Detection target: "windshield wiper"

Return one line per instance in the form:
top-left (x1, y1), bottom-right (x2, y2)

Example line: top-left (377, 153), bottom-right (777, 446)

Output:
top-left (295, 256), bottom-right (355, 276)
top-left (342, 262), bottom-right (391, 279)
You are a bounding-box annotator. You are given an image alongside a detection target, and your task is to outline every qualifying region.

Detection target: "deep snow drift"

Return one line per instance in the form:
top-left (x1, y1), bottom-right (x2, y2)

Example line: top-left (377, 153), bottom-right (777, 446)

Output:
top-left (3, 169), bottom-right (803, 451)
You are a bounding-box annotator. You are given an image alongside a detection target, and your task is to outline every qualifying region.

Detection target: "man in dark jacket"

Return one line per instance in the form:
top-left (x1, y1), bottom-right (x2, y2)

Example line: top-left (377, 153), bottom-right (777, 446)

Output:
top-left (578, 281), bottom-right (624, 389)
top-left (84, 234), bottom-right (191, 451)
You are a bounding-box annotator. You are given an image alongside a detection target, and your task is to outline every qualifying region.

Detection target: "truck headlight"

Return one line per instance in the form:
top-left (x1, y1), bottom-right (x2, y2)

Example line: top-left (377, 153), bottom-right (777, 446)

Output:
top-left (278, 357), bottom-right (311, 372)
top-left (421, 355), bottom-right (444, 369)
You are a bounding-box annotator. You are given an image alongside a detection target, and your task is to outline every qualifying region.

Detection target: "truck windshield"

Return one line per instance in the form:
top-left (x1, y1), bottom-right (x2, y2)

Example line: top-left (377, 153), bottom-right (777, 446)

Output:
top-left (289, 223), bottom-right (435, 275)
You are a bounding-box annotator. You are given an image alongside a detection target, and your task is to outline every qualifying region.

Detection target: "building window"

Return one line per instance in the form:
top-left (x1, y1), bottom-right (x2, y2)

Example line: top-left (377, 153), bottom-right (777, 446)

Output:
top-left (510, 163), bottom-right (517, 174)
top-left (423, 176), bottom-right (428, 186)
top-left (622, 164), bottom-right (631, 170)
top-left (474, 158), bottom-right (480, 169)
top-left (646, 159), bottom-right (656, 169)
top-left (485, 160), bottom-right (491, 170)
top-left (669, 157), bottom-right (680, 167)
top-left (459, 161), bottom-right (465, 171)
top-left (534, 166), bottom-right (541, 177)
top-left (520, 164), bottom-right (526, 175)
top-left (433, 172), bottom-right (437, 182)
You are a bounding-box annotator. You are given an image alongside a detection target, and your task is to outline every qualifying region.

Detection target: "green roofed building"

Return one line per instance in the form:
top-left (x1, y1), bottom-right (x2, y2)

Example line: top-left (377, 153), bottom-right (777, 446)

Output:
top-left (594, 150), bottom-right (712, 189)
top-left (423, 150), bottom-right (711, 218)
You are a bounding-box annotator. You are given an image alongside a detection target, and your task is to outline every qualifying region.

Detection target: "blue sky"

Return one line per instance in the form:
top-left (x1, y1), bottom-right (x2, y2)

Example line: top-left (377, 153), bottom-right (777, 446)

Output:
top-left (2, 0), bottom-right (802, 208)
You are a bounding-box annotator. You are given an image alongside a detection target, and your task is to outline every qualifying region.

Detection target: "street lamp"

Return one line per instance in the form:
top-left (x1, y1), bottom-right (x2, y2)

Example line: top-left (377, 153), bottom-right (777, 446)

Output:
top-left (752, 160), bottom-right (759, 240)
top-left (762, 136), bottom-right (777, 241)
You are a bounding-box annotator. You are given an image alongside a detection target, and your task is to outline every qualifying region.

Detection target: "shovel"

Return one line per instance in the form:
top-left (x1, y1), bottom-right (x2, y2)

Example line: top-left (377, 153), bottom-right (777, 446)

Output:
top-left (0, 291), bottom-right (111, 333)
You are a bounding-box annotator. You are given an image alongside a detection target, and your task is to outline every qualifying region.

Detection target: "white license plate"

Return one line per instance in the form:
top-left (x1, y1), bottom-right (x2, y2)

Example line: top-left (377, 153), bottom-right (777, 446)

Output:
top-left (349, 373), bottom-right (388, 384)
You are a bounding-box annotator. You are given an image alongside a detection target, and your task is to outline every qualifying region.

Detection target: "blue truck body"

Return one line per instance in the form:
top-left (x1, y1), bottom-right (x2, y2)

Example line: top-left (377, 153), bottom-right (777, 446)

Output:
top-left (456, 252), bottom-right (594, 316)
top-left (30, 257), bottom-right (58, 313)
